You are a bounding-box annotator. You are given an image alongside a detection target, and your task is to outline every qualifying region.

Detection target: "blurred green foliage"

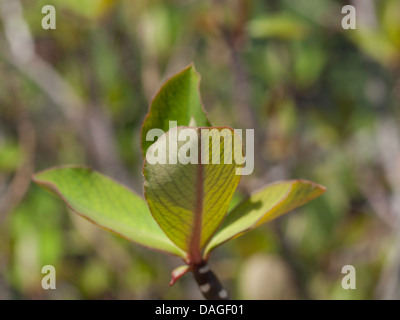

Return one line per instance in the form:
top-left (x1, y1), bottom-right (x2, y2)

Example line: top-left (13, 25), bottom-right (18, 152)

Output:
top-left (1, 0), bottom-right (400, 299)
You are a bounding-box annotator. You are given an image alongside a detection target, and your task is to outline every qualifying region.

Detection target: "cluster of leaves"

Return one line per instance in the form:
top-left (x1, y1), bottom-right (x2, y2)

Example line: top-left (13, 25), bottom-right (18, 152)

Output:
top-left (33, 64), bottom-right (325, 286)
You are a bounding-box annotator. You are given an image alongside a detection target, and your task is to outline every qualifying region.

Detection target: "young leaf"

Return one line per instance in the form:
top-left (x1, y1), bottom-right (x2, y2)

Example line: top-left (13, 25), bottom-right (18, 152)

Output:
top-left (169, 265), bottom-right (191, 286)
top-left (204, 180), bottom-right (326, 256)
top-left (33, 166), bottom-right (187, 259)
top-left (141, 63), bottom-right (211, 157)
top-left (143, 126), bottom-right (243, 264)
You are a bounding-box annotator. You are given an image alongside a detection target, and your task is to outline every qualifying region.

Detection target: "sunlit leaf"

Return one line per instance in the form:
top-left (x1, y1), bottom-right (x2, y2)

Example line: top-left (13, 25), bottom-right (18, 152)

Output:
top-left (204, 180), bottom-right (326, 256)
top-left (33, 166), bottom-right (186, 259)
top-left (141, 64), bottom-right (211, 157)
top-left (143, 126), bottom-right (242, 263)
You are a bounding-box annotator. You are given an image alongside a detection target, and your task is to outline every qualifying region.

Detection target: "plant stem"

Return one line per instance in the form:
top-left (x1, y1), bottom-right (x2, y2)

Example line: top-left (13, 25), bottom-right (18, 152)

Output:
top-left (192, 261), bottom-right (229, 300)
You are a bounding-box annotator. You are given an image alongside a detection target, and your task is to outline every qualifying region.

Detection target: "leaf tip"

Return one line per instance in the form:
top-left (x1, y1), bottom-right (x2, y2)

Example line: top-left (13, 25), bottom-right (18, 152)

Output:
top-left (294, 179), bottom-right (327, 194)
top-left (169, 265), bottom-right (191, 286)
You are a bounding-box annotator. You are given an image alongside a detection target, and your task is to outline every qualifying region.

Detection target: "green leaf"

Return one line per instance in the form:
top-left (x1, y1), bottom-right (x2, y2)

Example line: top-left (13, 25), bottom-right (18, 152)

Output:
top-left (143, 126), bottom-right (243, 264)
top-left (248, 13), bottom-right (310, 40)
top-left (204, 180), bottom-right (326, 256)
top-left (33, 166), bottom-right (186, 259)
top-left (141, 63), bottom-right (211, 157)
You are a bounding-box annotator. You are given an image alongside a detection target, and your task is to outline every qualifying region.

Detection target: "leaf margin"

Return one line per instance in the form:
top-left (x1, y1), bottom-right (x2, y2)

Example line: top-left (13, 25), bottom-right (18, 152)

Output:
top-left (32, 165), bottom-right (188, 260)
top-left (203, 179), bottom-right (327, 257)
top-left (140, 62), bottom-right (212, 158)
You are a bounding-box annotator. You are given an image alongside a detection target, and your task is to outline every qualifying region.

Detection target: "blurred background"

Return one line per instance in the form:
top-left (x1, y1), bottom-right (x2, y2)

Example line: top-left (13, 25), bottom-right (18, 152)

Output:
top-left (1, 0), bottom-right (400, 300)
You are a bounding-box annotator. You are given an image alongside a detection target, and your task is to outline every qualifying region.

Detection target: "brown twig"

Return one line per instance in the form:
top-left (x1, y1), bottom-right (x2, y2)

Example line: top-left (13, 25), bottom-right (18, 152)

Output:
top-left (0, 108), bottom-right (35, 224)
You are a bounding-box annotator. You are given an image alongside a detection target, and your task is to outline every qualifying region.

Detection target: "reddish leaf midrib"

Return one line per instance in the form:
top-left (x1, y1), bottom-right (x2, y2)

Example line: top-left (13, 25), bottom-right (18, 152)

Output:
top-left (189, 131), bottom-right (203, 265)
